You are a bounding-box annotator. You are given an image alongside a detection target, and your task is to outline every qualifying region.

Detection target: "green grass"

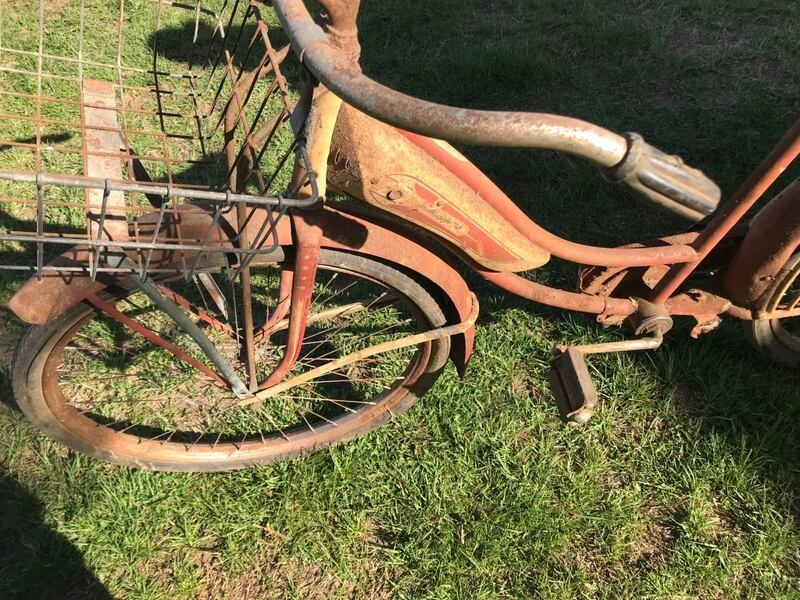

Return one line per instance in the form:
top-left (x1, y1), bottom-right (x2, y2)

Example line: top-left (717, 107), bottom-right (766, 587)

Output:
top-left (1, 0), bottom-right (800, 598)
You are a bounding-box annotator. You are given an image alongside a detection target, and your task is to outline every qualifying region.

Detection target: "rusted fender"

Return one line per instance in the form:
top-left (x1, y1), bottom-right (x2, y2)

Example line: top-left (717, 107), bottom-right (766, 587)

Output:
top-left (724, 176), bottom-right (800, 306)
top-left (297, 207), bottom-right (476, 373)
top-left (7, 205), bottom-right (476, 373)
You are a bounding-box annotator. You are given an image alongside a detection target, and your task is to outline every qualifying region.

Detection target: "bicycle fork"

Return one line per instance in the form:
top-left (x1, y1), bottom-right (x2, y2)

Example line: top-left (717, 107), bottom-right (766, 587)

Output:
top-left (259, 214), bottom-right (322, 390)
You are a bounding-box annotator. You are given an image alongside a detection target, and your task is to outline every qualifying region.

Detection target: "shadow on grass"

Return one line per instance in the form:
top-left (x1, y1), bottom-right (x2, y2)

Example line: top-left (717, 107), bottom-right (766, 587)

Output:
top-left (351, 0), bottom-right (800, 512)
top-left (148, 19), bottom-right (290, 73)
top-left (470, 271), bottom-right (800, 506)
top-left (0, 470), bottom-right (112, 599)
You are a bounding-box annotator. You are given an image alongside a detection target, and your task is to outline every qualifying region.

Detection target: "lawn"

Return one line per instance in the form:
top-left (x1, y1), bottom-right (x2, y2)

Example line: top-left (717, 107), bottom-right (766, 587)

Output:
top-left (1, 0), bottom-right (799, 598)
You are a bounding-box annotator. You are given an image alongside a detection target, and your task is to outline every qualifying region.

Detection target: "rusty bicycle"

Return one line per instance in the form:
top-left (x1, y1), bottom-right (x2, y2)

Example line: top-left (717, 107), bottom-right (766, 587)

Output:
top-left (0, 0), bottom-right (797, 471)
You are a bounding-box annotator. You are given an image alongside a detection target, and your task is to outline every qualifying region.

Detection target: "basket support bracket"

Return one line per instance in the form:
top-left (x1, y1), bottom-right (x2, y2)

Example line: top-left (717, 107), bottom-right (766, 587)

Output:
top-left (82, 79), bottom-right (129, 278)
top-left (105, 254), bottom-right (253, 399)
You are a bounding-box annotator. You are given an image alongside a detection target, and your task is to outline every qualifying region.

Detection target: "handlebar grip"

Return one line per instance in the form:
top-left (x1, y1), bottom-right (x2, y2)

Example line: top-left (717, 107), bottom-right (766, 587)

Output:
top-left (606, 133), bottom-right (721, 221)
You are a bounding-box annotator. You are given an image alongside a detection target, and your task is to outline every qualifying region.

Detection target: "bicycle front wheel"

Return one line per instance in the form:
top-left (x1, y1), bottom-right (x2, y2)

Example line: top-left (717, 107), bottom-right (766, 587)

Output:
top-left (12, 249), bottom-right (450, 471)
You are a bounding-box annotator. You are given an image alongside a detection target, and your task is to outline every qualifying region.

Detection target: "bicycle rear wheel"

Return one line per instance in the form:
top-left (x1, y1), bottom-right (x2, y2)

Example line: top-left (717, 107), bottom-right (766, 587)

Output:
top-left (742, 252), bottom-right (800, 367)
top-left (12, 249), bottom-right (450, 471)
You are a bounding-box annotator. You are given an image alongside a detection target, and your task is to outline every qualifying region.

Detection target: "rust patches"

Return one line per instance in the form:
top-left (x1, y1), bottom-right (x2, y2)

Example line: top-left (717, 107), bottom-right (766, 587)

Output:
top-left (8, 203), bottom-right (476, 372)
top-left (328, 104), bottom-right (549, 272)
top-left (725, 176), bottom-right (800, 313)
top-left (259, 214), bottom-right (322, 390)
top-left (478, 269), bottom-right (637, 317)
top-left (274, 0), bottom-right (629, 165)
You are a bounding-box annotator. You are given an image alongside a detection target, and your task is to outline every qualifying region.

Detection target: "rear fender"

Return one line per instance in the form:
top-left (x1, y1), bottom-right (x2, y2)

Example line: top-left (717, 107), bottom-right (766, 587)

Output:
top-left (724, 177), bottom-right (800, 308)
top-left (7, 205), bottom-right (476, 373)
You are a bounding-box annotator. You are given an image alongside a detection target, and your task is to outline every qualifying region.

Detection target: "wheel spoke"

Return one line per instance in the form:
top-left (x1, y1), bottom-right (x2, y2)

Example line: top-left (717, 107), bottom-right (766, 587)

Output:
top-left (49, 261), bottom-right (432, 458)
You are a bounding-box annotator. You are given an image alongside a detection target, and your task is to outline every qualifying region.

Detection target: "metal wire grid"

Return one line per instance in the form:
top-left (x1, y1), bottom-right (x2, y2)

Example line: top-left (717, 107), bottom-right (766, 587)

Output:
top-left (0, 0), bottom-right (315, 278)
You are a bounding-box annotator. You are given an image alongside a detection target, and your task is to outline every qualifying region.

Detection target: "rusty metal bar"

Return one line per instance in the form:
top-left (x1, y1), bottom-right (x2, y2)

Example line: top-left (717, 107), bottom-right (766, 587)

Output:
top-left (0, 170), bottom-right (313, 208)
top-left (258, 215), bottom-right (323, 390)
top-left (35, 175), bottom-right (44, 280)
top-left (403, 130), bottom-right (699, 267)
top-left (272, 0), bottom-right (628, 167)
top-left (478, 270), bottom-right (637, 316)
top-left (108, 255), bottom-right (251, 398)
top-left (651, 118), bottom-right (800, 304)
top-left (85, 293), bottom-right (227, 387)
top-left (246, 292), bottom-right (480, 404)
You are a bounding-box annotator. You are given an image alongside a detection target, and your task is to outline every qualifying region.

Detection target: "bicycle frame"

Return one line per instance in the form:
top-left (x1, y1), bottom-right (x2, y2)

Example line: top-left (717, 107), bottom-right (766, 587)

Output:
top-left (6, 0), bottom-right (800, 399)
top-left (329, 104), bottom-right (800, 324)
top-left (273, 0), bottom-right (800, 327)
top-left (7, 0), bottom-right (800, 468)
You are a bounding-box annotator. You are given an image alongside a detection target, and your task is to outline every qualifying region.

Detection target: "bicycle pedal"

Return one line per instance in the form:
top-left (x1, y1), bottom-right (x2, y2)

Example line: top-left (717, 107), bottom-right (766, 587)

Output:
top-left (548, 346), bottom-right (599, 425)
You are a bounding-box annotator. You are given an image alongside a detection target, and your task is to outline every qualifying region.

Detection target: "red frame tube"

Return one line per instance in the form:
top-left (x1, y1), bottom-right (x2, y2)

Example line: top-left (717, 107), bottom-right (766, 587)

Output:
top-left (478, 270), bottom-right (636, 316)
top-left (651, 119), bottom-right (800, 304)
top-left (401, 130), bottom-right (699, 268)
top-left (402, 122), bottom-right (800, 318)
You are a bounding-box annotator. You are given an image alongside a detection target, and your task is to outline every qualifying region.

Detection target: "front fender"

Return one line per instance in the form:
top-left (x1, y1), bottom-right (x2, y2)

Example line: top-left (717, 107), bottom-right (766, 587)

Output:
top-left (7, 204), bottom-right (475, 373)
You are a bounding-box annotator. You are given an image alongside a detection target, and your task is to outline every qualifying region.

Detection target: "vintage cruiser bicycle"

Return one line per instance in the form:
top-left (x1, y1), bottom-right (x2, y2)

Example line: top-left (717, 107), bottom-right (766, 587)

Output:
top-left (0, 0), bottom-right (797, 470)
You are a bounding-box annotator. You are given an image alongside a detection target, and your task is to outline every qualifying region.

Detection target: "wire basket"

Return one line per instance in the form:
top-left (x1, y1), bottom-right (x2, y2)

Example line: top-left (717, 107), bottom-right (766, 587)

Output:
top-left (0, 0), bottom-right (315, 279)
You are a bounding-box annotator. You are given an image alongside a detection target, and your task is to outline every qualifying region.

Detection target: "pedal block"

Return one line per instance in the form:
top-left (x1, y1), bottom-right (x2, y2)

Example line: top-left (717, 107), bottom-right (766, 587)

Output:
top-left (549, 347), bottom-right (599, 425)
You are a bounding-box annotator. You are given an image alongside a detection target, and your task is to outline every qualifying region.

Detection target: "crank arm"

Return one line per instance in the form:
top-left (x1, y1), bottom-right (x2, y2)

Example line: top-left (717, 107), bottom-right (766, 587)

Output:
top-left (550, 334), bottom-right (663, 425)
top-left (550, 299), bottom-right (671, 424)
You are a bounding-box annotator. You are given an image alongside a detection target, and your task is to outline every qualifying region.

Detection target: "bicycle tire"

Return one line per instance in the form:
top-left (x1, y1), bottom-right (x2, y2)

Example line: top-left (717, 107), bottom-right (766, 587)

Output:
top-left (12, 249), bottom-right (451, 471)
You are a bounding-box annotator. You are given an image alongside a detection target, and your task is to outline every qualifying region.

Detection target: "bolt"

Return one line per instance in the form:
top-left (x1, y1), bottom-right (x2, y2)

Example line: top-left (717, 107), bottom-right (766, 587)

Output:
top-left (387, 188), bottom-right (404, 201)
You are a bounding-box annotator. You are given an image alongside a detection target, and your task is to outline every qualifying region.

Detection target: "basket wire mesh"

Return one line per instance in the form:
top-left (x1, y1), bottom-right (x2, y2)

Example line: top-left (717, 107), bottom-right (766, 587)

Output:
top-left (0, 0), bottom-right (314, 279)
